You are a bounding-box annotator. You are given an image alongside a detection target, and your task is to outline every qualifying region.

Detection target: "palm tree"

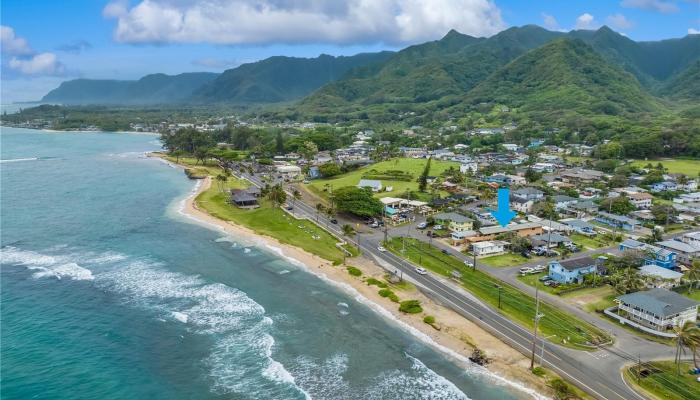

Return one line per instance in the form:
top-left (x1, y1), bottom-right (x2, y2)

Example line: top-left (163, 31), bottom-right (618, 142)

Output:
top-left (267, 184), bottom-right (286, 208)
top-left (342, 224), bottom-right (355, 237)
top-left (315, 203), bottom-right (325, 223)
top-left (215, 174), bottom-right (228, 192)
top-left (291, 189), bottom-right (301, 209)
top-left (687, 260), bottom-right (700, 293)
top-left (673, 320), bottom-right (700, 374)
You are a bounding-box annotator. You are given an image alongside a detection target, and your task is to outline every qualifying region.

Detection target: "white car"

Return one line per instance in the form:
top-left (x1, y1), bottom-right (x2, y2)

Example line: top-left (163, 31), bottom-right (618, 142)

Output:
top-left (519, 267), bottom-right (534, 274)
top-left (414, 267), bottom-right (427, 275)
top-left (416, 222), bottom-right (427, 229)
top-left (533, 265), bottom-right (546, 272)
top-left (464, 260), bottom-right (474, 267)
top-left (377, 246), bottom-right (387, 252)
top-left (433, 224), bottom-right (444, 230)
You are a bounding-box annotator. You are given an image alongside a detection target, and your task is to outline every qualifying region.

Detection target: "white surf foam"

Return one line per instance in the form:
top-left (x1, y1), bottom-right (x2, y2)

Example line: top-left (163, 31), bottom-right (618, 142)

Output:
top-left (172, 311), bottom-right (189, 323)
top-left (1, 247), bottom-right (94, 281)
top-left (0, 157), bottom-right (39, 163)
top-left (97, 259), bottom-right (307, 398)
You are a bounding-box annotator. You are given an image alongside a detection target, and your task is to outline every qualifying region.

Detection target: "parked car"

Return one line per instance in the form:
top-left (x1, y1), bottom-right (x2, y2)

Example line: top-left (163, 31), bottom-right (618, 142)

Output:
top-left (539, 275), bottom-right (552, 282)
top-left (414, 267), bottom-right (427, 275)
top-left (533, 265), bottom-right (546, 272)
top-left (544, 280), bottom-right (559, 287)
top-left (377, 246), bottom-right (387, 252)
top-left (433, 224), bottom-right (444, 230)
top-left (464, 260), bottom-right (474, 267)
top-left (519, 267), bottom-right (534, 274)
top-left (330, 218), bottom-right (338, 224)
top-left (416, 222), bottom-right (428, 229)
top-left (520, 251), bottom-right (531, 259)
top-left (370, 222), bottom-right (379, 228)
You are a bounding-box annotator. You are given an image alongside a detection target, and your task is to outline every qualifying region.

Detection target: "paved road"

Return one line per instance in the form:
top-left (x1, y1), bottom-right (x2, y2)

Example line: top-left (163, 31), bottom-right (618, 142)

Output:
top-left (232, 168), bottom-right (676, 400)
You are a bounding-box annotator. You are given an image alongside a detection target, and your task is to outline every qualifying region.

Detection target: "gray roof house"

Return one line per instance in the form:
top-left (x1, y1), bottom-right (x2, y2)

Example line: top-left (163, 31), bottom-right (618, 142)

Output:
top-left (611, 288), bottom-right (699, 337)
top-left (530, 233), bottom-right (572, 248)
top-left (512, 187), bottom-right (544, 201)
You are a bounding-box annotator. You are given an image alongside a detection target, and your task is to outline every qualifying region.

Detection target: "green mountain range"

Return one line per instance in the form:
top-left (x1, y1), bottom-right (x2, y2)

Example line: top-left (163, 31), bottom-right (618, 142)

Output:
top-left (41, 73), bottom-right (218, 105)
top-left (40, 25), bottom-right (699, 114)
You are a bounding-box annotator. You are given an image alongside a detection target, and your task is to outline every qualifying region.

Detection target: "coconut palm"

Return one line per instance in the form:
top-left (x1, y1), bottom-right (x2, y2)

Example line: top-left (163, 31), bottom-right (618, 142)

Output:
top-left (215, 174), bottom-right (228, 192)
top-left (673, 320), bottom-right (700, 374)
top-left (687, 260), bottom-right (700, 293)
top-left (315, 203), bottom-right (325, 223)
top-left (342, 224), bottom-right (355, 237)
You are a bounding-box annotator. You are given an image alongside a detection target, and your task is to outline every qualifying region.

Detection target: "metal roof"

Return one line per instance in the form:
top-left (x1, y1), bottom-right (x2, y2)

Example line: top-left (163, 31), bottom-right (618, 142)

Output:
top-left (617, 288), bottom-right (698, 317)
top-left (479, 222), bottom-right (542, 236)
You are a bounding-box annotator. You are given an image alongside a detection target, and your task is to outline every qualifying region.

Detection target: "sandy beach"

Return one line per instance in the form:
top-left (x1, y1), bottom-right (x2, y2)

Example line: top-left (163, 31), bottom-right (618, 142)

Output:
top-left (179, 176), bottom-right (554, 398)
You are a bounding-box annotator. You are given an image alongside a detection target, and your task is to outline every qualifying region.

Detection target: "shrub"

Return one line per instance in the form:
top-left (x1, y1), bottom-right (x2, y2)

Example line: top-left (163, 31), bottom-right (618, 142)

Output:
top-left (399, 300), bottom-right (423, 314)
top-left (423, 315), bottom-right (436, 324)
top-left (531, 366), bottom-right (546, 377)
top-left (346, 266), bottom-right (362, 277)
top-left (366, 278), bottom-right (388, 288)
top-left (549, 378), bottom-right (575, 400)
top-left (378, 289), bottom-right (400, 302)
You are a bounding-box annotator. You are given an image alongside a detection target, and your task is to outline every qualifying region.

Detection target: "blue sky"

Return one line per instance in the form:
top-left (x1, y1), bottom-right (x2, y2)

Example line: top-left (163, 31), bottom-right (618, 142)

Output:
top-left (2, 0), bottom-right (699, 102)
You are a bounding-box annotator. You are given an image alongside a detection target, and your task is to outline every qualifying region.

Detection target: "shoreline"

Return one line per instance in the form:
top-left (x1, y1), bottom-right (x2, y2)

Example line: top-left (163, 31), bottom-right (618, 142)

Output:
top-left (1, 126), bottom-right (160, 135)
top-left (177, 175), bottom-right (553, 399)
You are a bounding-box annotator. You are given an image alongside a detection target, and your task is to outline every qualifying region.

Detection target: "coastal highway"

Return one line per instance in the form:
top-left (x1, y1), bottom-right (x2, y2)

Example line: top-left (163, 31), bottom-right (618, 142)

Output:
top-left (233, 169), bottom-right (652, 400)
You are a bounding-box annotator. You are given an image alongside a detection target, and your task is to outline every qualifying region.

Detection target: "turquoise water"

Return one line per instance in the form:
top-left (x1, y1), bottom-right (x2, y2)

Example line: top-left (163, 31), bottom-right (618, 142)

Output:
top-left (1, 128), bottom-right (532, 400)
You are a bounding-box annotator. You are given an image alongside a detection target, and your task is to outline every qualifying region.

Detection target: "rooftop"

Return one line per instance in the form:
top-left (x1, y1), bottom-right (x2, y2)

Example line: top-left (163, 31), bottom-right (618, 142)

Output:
top-left (639, 265), bottom-right (683, 280)
top-left (556, 256), bottom-right (597, 271)
top-left (657, 239), bottom-right (700, 253)
top-left (434, 212), bottom-right (472, 224)
top-left (479, 222), bottom-right (542, 236)
top-left (617, 288), bottom-right (699, 317)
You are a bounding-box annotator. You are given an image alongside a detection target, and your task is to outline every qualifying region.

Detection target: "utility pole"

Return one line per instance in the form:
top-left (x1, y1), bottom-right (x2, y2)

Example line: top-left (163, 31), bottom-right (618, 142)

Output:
top-left (472, 246), bottom-right (477, 271)
top-left (495, 285), bottom-right (502, 309)
top-left (530, 283), bottom-right (544, 370)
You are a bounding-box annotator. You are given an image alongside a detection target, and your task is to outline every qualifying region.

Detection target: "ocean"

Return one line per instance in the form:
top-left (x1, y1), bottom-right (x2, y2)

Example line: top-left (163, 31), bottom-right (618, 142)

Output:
top-left (0, 128), bottom-right (533, 400)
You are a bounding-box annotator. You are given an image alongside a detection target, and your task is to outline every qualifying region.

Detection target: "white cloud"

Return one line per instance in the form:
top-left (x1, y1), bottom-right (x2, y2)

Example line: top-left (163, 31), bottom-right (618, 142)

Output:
top-left (689, 28), bottom-right (700, 34)
top-left (620, 0), bottom-right (679, 14)
top-left (1, 25), bottom-right (33, 55)
top-left (8, 53), bottom-right (65, 75)
top-left (606, 14), bottom-right (633, 30)
top-left (575, 13), bottom-right (596, 30)
top-left (102, 0), bottom-right (506, 45)
top-left (541, 13), bottom-right (560, 31)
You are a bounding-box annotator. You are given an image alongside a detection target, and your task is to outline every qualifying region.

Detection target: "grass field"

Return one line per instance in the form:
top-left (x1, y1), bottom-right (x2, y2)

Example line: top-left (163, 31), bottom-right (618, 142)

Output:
top-left (629, 158), bottom-right (700, 176)
top-left (675, 286), bottom-right (700, 301)
top-left (570, 233), bottom-right (614, 250)
top-left (479, 253), bottom-right (532, 267)
top-left (197, 185), bottom-right (350, 264)
top-left (308, 158), bottom-right (459, 199)
top-left (626, 361), bottom-right (700, 400)
top-left (386, 237), bottom-right (611, 349)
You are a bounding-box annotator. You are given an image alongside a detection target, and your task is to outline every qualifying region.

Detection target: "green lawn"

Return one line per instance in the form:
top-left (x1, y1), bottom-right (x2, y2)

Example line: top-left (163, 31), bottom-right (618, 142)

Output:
top-left (629, 158), bottom-right (700, 176)
top-left (626, 361), bottom-right (700, 400)
top-left (675, 286), bottom-right (700, 301)
top-left (479, 253), bottom-right (532, 267)
top-left (308, 157), bottom-right (459, 199)
top-left (516, 271), bottom-right (582, 296)
top-left (385, 237), bottom-right (611, 349)
top-left (570, 233), bottom-right (613, 250)
top-left (196, 180), bottom-right (349, 264)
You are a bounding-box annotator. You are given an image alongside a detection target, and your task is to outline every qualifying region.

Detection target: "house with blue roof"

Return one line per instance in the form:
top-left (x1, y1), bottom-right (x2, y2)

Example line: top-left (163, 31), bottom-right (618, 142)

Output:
top-left (650, 181), bottom-right (678, 193)
top-left (619, 239), bottom-right (677, 269)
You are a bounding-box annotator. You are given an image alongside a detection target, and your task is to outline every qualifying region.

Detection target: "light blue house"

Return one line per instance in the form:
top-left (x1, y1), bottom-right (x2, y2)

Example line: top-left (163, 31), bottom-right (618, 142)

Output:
top-left (595, 211), bottom-right (641, 232)
top-left (548, 256), bottom-right (598, 284)
top-left (650, 181), bottom-right (677, 193)
top-left (619, 239), bottom-right (677, 269)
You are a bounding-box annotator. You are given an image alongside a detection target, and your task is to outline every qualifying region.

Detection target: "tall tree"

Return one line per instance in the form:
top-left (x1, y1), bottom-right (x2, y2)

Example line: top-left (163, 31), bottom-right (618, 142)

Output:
top-left (418, 157), bottom-right (432, 192)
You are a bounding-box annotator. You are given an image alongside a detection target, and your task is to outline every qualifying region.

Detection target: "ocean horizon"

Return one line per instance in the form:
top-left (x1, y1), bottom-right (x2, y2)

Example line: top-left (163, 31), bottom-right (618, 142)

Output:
top-left (1, 127), bottom-right (533, 400)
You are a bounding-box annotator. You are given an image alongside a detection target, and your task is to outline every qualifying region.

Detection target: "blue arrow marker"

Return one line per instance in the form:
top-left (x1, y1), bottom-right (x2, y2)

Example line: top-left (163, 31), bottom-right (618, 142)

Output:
top-left (489, 188), bottom-right (516, 227)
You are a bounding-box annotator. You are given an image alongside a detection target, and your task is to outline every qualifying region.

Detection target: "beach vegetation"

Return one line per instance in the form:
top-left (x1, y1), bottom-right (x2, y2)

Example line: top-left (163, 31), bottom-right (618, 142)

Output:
top-left (346, 266), bottom-right (362, 277)
top-left (423, 315), bottom-right (435, 324)
top-left (366, 278), bottom-right (387, 288)
top-left (399, 300), bottom-right (423, 314)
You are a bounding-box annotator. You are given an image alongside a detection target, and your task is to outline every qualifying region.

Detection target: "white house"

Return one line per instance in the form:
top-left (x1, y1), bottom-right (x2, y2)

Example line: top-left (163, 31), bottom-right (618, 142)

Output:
top-left (471, 240), bottom-right (508, 256)
top-left (628, 192), bottom-right (654, 209)
top-left (357, 179), bottom-right (383, 192)
top-left (275, 165), bottom-right (302, 179)
top-left (459, 161), bottom-right (478, 174)
top-left (681, 231), bottom-right (700, 248)
top-left (612, 288), bottom-right (699, 337)
top-left (638, 265), bottom-right (683, 289)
